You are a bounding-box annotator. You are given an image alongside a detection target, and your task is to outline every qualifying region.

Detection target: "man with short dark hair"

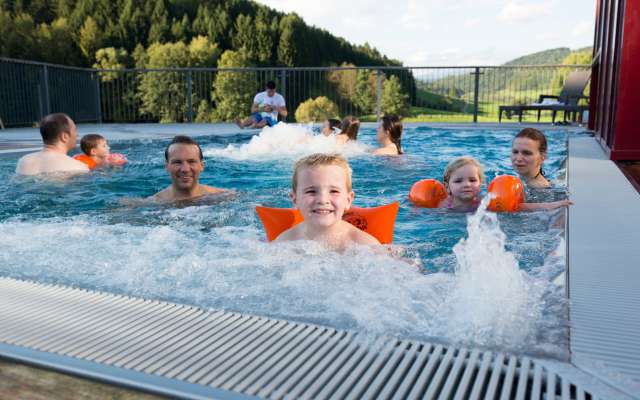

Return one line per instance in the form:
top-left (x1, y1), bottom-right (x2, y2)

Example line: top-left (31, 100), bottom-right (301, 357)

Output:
top-left (236, 81), bottom-right (288, 129)
top-left (150, 135), bottom-right (225, 201)
top-left (15, 113), bottom-right (89, 175)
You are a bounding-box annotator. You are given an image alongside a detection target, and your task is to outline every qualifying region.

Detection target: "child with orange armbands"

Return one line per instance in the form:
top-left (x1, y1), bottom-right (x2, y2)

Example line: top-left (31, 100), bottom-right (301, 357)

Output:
top-left (437, 156), bottom-right (572, 212)
top-left (275, 153), bottom-right (380, 249)
top-left (74, 134), bottom-right (127, 169)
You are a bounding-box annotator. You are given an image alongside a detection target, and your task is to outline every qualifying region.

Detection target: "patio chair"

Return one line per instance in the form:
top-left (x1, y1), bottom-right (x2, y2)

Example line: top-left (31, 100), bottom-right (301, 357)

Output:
top-left (499, 70), bottom-right (590, 123)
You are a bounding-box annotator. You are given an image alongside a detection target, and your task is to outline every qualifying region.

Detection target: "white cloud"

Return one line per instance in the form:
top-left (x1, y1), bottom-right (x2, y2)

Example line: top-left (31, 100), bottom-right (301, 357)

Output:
top-left (401, 0), bottom-right (434, 31)
top-left (572, 20), bottom-right (594, 38)
top-left (535, 32), bottom-right (561, 41)
top-left (464, 18), bottom-right (481, 29)
top-left (497, 1), bottom-right (554, 24)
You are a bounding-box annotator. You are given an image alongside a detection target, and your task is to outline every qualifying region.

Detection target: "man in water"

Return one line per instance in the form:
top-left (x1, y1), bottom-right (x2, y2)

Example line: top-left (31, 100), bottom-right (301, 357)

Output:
top-left (236, 81), bottom-right (288, 129)
top-left (15, 113), bottom-right (89, 176)
top-left (151, 135), bottom-right (226, 201)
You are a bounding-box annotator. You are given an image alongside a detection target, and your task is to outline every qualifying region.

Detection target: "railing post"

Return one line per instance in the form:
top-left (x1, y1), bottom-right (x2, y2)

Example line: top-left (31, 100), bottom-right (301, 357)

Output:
top-left (94, 72), bottom-right (102, 124)
top-left (376, 69), bottom-right (382, 121)
top-left (280, 69), bottom-right (286, 97)
top-left (41, 65), bottom-right (51, 116)
top-left (472, 67), bottom-right (481, 123)
top-left (186, 70), bottom-right (193, 123)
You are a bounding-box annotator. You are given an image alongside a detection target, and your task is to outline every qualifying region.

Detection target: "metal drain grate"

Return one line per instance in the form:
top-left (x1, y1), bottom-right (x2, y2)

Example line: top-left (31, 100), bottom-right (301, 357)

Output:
top-left (0, 277), bottom-right (608, 399)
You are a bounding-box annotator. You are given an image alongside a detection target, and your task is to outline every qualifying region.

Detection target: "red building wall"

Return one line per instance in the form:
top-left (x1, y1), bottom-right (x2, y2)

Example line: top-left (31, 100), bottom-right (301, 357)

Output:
top-left (591, 0), bottom-right (640, 160)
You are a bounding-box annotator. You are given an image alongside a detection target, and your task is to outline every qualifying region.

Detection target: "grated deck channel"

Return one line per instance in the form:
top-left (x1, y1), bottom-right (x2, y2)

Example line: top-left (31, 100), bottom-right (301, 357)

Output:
top-left (0, 277), bottom-right (626, 399)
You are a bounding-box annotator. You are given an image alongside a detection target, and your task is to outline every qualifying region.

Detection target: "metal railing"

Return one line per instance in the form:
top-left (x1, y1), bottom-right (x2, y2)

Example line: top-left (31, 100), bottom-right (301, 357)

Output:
top-left (0, 57), bottom-right (590, 127)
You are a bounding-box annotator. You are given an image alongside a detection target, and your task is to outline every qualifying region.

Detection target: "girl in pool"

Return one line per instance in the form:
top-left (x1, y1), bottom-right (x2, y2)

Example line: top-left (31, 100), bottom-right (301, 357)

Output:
top-left (438, 156), bottom-right (572, 211)
top-left (438, 156), bottom-right (483, 211)
top-left (511, 128), bottom-right (551, 188)
top-left (373, 114), bottom-right (403, 155)
top-left (335, 116), bottom-right (360, 145)
top-left (321, 118), bottom-right (341, 136)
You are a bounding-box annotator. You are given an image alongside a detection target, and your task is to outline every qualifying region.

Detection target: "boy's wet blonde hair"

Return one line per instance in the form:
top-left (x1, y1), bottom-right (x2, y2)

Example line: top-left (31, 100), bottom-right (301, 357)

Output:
top-left (292, 153), bottom-right (353, 192)
top-left (443, 156), bottom-right (485, 189)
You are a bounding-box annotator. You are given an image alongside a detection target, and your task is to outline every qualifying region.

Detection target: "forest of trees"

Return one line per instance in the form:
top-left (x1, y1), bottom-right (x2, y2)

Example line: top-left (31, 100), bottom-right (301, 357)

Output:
top-left (0, 0), bottom-right (401, 68)
top-left (0, 0), bottom-right (416, 122)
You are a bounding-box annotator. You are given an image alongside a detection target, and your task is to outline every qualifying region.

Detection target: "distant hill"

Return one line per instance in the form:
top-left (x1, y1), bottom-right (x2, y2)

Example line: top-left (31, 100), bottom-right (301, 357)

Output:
top-left (503, 47), bottom-right (572, 66)
top-left (418, 47), bottom-right (592, 112)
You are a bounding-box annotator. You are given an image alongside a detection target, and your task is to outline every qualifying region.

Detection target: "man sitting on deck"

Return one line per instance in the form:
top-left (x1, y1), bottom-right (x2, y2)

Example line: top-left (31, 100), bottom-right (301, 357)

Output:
top-left (150, 135), bottom-right (226, 202)
top-left (236, 81), bottom-right (288, 129)
top-left (15, 113), bottom-right (89, 176)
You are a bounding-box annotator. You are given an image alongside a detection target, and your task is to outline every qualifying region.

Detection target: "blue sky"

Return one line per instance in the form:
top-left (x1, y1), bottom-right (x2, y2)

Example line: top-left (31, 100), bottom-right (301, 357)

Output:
top-left (254, 0), bottom-right (596, 66)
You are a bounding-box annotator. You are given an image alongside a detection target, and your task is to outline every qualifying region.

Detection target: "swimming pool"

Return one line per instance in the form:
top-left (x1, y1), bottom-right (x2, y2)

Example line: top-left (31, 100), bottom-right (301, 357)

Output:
top-left (0, 124), bottom-right (583, 360)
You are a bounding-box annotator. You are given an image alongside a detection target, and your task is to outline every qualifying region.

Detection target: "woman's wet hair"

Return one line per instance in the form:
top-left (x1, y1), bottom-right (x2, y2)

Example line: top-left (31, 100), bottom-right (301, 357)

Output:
top-left (327, 118), bottom-right (341, 130)
top-left (381, 114), bottom-right (403, 154)
top-left (514, 128), bottom-right (548, 155)
top-left (340, 116), bottom-right (360, 140)
top-left (514, 127), bottom-right (547, 176)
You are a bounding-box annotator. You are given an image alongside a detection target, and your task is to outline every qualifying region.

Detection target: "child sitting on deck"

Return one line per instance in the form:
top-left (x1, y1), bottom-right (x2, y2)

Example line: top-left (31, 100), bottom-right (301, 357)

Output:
top-left (438, 156), bottom-right (572, 212)
top-left (275, 153), bottom-right (380, 249)
top-left (75, 134), bottom-right (127, 169)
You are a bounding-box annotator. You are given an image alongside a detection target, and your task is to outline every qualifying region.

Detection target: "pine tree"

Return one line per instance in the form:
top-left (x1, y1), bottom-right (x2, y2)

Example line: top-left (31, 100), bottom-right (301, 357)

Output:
top-left (171, 14), bottom-right (190, 42)
top-left (148, 0), bottom-right (169, 44)
top-left (353, 69), bottom-right (376, 114)
top-left (380, 75), bottom-right (409, 116)
top-left (79, 16), bottom-right (103, 62)
top-left (232, 14), bottom-right (258, 61)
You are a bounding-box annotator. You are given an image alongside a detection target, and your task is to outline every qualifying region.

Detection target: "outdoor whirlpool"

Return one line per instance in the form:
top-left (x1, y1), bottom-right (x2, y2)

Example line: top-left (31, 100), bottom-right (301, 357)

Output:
top-left (0, 124), bottom-right (585, 361)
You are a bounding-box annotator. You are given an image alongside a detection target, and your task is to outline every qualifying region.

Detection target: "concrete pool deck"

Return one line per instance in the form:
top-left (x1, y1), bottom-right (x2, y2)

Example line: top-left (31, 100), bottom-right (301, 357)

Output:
top-left (1, 123), bottom-right (638, 399)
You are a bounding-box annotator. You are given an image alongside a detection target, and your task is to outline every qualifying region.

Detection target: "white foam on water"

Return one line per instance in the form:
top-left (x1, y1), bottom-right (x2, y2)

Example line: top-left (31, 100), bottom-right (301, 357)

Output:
top-left (0, 202), bottom-right (567, 358)
top-left (433, 197), bottom-right (567, 354)
top-left (204, 123), bottom-right (371, 161)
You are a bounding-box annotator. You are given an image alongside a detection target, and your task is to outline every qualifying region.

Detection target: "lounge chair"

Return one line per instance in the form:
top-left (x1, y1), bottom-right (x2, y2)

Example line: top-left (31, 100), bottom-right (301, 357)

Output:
top-left (499, 70), bottom-right (590, 123)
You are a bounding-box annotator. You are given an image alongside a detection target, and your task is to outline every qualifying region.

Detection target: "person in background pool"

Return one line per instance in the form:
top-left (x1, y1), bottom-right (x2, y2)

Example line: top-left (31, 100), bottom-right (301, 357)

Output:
top-left (74, 134), bottom-right (127, 169)
top-left (373, 114), bottom-right (403, 156)
top-left (275, 153), bottom-right (380, 249)
top-left (236, 81), bottom-right (288, 129)
top-left (15, 113), bottom-right (89, 176)
top-left (438, 156), bottom-right (572, 212)
top-left (150, 135), bottom-right (226, 202)
top-left (335, 116), bottom-right (360, 145)
top-left (511, 128), bottom-right (551, 188)
top-left (321, 118), bottom-right (341, 136)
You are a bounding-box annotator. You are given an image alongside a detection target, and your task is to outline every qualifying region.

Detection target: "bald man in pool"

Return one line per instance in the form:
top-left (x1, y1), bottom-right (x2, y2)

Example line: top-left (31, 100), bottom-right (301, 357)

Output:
top-left (15, 113), bottom-right (89, 176)
top-left (150, 135), bottom-right (226, 202)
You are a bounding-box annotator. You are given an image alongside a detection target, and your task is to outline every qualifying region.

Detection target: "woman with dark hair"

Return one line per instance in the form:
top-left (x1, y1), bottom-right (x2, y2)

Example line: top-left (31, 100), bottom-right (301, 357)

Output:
top-left (373, 115), bottom-right (403, 156)
top-left (335, 116), bottom-right (360, 145)
top-left (511, 127), bottom-right (550, 188)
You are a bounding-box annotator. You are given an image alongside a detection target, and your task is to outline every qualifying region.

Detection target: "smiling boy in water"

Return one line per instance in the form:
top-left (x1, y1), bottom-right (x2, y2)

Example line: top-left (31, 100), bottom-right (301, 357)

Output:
top-left (275, 153), bottom-right (380, 249)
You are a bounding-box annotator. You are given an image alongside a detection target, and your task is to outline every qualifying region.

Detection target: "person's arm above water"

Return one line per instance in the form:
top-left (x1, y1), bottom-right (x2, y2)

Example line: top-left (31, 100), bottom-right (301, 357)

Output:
top-left (276, 95), bottom-right (288, 118)
top-left (519, 199), bottom-right (573, 211)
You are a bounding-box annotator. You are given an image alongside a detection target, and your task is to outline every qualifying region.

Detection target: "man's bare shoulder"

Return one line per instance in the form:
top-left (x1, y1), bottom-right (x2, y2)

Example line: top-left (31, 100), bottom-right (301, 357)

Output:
top-left (148, 186), bottom-right (172, 201)
top-left (16, 151), bottom-right (89, 175)
top-left (201, 185), bottom-right (227, 194)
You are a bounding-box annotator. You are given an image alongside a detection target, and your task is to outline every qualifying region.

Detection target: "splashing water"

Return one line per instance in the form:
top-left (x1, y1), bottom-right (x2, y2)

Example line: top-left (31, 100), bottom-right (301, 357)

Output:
top-left (203, 123), bottom-right (371, 161)
top-left (0, 199), bottom-right (567, 358)
top-left (435, 196), bottom-right (563, 353)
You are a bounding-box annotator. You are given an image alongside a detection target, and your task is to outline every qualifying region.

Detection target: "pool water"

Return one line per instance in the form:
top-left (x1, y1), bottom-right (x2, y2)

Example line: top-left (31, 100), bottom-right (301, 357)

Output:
top-left (0, 124), bottom-right (581, 359)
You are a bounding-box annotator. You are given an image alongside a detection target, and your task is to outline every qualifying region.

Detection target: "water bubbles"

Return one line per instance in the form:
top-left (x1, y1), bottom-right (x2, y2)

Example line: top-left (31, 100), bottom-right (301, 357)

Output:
top-left (203, 123), bottom-right (371, 161)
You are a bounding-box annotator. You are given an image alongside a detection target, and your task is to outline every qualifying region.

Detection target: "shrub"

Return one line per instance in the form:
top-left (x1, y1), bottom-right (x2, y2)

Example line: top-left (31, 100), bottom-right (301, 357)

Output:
top-left (294, 96), bottom-right (339, 123)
